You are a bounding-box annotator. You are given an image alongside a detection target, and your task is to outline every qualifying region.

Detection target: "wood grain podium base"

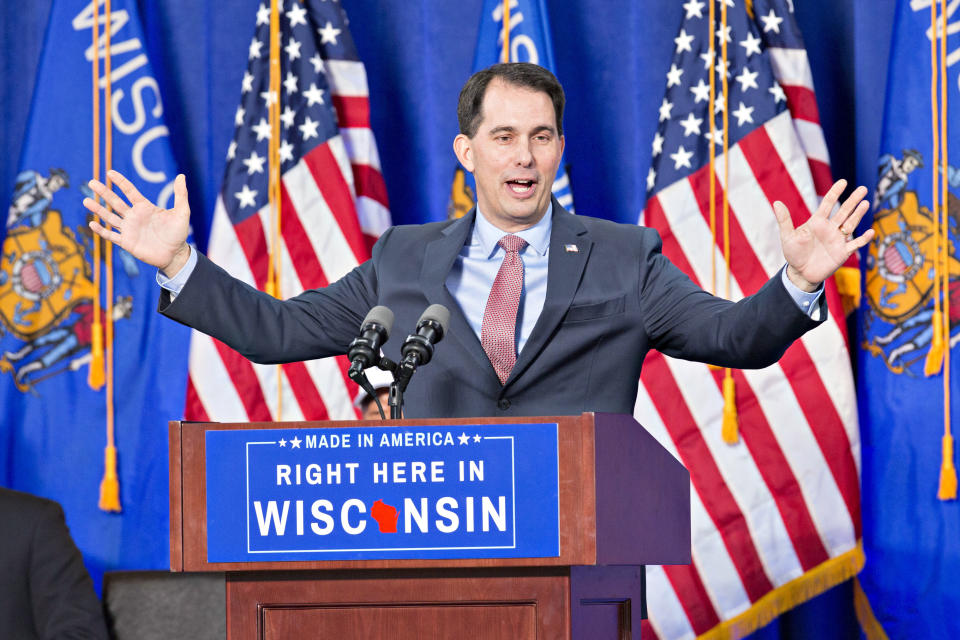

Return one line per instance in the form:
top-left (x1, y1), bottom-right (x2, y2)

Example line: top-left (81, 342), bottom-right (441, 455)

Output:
top-left (227, 566), bottom-right (644, 639)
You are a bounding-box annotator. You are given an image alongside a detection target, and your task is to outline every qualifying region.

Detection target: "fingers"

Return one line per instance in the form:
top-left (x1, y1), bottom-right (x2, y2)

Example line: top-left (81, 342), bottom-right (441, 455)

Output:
top-left (814, 179), bottom-right (848, 219)
top-left (88, 219), bottom-right (122, 245)
top-left (87, 178), bottom-right (130, 213)
top-left (772, 200), bottom-right (795, 235)
top-left (106, 169), bottom-right (147, 204)
top-left (833, 185), bottom-right (869, 231)
top-left (173, 174), bottom-right (189, 214)
top-left (82, 197), bottom-right (124, 228)
top-left (846, 228), bottom-right (876, 252)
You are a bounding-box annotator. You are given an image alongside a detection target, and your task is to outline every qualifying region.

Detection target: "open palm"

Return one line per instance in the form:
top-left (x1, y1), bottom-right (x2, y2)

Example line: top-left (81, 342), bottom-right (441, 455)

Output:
top-left (84, 170), bottom-right (191, 274)
top-left (774, 180), bottom-right (875, 290)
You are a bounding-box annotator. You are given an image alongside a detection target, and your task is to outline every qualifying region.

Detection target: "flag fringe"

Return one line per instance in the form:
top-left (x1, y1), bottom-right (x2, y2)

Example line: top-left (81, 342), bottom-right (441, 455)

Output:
top-left (924, 310), bottom-right (944, 376)
top-left (697, 543), bottom-right (865, 640)
top-left (854, 576), bottom-right (889, 640)
top-left (833, 266), bottom-right (861, 316)
top-left (88, 321), bottom-right (105, 390)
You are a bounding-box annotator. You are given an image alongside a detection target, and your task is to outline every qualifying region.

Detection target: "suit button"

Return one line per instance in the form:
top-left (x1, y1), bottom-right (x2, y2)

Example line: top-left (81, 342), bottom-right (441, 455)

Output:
top-left (497, 398), bottom-right (511, 410)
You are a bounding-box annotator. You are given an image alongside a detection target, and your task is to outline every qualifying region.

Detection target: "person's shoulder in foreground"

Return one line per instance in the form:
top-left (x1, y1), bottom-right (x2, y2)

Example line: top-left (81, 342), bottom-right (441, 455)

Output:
top-left (0, 487), bottom-right (108, 640)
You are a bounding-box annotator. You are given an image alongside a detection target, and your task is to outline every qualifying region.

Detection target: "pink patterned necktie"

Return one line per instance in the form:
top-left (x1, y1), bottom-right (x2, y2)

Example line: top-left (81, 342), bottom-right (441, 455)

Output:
top-left (481, 234), bottom-right (528, 384)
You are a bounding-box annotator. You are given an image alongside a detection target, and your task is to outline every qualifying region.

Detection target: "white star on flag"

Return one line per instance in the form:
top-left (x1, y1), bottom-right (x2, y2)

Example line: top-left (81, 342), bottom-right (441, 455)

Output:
top-left (299, 115), bottom-right (320, 140)
top-left (659, 98), bottom-right (674, 122)
top-left (241, 71), bottom-right (254, 93)
top-left (683, 0), bottom-right (705, 19)
top-left (248, 38), bottom-right (263, 60)
top-left (732, 101), bottom-right (755, 126)
top-left (647, 167), bottom-right (657, 190)
top-left (318, 21), bottom-right (342, 44)
top-left (670, 145), bottom-right (693, 169)
top-left (285, 38), bottom-right (302, 61)
top-left (740, 32), bottom-right (762, 57)
top-left (675, 29), bottom-right (695, 54)
top-left (679, 112), bottom-right (703, 136)
top-left (243, 150), bottom-right (266, 174)
top-left (235, 184), bottom-right (257, 208)
top-left (280, 105), bottom-right (296, 128)
top-left (252, 117), bottom-right (271, 141)
top-left (761, 9), bottom-right (783, 33)
top-left (652, 132), bottom-right (664, 155)
top-left (690, 78), bottom-right (710, 103)
top-left (735, 67), bottom-right (759, 92)
top-left (283, 71), bottom-right (298, 95)
top-left (286, 3), bottom-right (308, 27)
top-left (303, 83), bottom-right (325, 106)
top-left (666, 64), bottom-right (684, 87)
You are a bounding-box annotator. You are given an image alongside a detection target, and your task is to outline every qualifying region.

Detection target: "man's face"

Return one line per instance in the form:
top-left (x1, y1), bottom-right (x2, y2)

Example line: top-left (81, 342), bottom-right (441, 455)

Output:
top-left (902, 156), bottom-right (919, 173)
top-left (453, 80), bottom-right (564, 232)
top-left (49, 175), bottom-right (66, 191)
top-left (361, 389), bottom-right (390, 420)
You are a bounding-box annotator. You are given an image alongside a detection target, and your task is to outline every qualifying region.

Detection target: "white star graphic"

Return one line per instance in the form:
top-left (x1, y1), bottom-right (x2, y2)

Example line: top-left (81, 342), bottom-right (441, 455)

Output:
top-left (732, 101), bottom-right (755, 126)
top-left (285, 39), bottom-right (301, 61)
top-left (235, 184), bottom-right (258, 208)
top-left (286, 2), bottom-right (308, 27)
top-left (652, 132), bottom-right (665, 156)
top-left (670, 145), bottom-right (694, 170)
top-left (299, 115), bottom-right (320, 140)
top-left (666, 64), bottom-right (684, 88)
top-left (243, 150), bottom-right (266, 174)
top-left (658, 98), bottom-right (674, 122)
top-left (226, 140), bottom-right (237, 160)
top-left (252, 117), bottom-right (272, 141)
top-left (740, 32), bottom-right (762, 57)
top-left (256, 3), bottom-right (270, 26)
top-left (674, 29), bottom-right (695, 54)
top-left (260, 89), bottom-right (278, 107)
top-left (303, 83), bottom-right (325, 106)
top-left (280, 105), bottom-right (296, 128)
top-left (646, 167), bottom-right (657, 191)
top-left (241, 71), bottom-right (254, 93)
top-left (683, 0), bottom-right (705, 19)
top-left (714, 91), bottom-right (726, 114)
top-left (278, 437), bottom-right (287, 447)
top-left (700, 49), bottom-right (714, 70)
top-left (760, 9), bottom-right (783, 33)
top-left (735, 67), bottom-right (759, 92)
top-left (704, 128), bottom-right (724, 147)
top-left (279, 139), bottom-right (294, 163)
top-left (234, 106), bottom-right (245, 126)
top-left (309, 53), bottom-right (325, 74)
top-left (690, 78), bottom-right (710, 103)
top-left (716, 24), bottom-right (732, 44)
top-left (769, 83), bottom-right (786, 103)
top-left (290, 436), bottom-right (302, 449)
top-left (714, 58), bottom-right (730, 78)
top-left (318, 21), bottom-right (342, 45)
top-left (249, 38), bottom-right (263, 60)
top-left (473, 434), bottom-right (481, 443)
top-left (679, 112), bottom-right (703, 136)
top-left (283, 71), bottom-right (298, 95)
top-left (458, 432), bottom-right (469, 445)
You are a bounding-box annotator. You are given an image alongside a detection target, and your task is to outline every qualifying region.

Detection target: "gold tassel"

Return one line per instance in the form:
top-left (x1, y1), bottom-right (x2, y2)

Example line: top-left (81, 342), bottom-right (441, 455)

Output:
top-left (833, 266), bottom-right (862, 316)
top-left (938, 433), bottom-right (957, 501)
top-left (98, 444), bottom-right (122, 512)
top-left (722, 371), bottom-right (739, 444)
top-left (87, 318), bottom-right (105, 390)
top-left (925, 310), bottom-right (944, 376)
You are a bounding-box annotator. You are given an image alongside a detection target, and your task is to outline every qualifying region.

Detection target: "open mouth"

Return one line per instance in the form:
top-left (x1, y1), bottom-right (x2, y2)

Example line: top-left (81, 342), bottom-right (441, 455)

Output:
top-left (505, 178), bottom-right (537, 196)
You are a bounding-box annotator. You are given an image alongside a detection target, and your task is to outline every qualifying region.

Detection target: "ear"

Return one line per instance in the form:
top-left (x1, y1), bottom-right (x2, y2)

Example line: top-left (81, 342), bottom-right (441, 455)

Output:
top-left (453, 134), bottom-right (475, 173)
top-left (559, 134), bottom-right (565, 158)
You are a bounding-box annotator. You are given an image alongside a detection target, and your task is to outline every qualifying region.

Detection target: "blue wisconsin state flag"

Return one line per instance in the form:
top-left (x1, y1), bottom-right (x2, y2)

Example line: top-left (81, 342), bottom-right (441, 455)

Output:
top-left (0, 0), bottom-right (189, 590)
top-left (859, 0), bottom-right (960, 636)
top-left (448, 0), bottom-right (573, 218)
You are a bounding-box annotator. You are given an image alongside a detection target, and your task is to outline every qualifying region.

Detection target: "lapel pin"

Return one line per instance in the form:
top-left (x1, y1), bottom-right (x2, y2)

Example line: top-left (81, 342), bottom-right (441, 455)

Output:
top-left (564, 244), bottom-right (579, 253)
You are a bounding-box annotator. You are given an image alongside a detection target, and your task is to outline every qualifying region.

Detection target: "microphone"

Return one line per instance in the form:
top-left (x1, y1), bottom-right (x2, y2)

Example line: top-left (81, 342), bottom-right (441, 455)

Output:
top-left (395, 304), bottom-right (449, 392)
top-left (347, 306), bottom-right (394, 377)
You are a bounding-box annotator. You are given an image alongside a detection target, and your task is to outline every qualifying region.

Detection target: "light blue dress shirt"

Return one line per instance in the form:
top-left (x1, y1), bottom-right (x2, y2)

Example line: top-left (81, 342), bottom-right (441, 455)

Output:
top-left (158, 212), bottom-right (825, 344)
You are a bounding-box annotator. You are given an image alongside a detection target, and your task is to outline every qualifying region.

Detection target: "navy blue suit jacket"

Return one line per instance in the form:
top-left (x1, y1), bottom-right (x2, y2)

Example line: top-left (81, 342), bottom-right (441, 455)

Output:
top-left (161, 201), bottom-right (824, 418)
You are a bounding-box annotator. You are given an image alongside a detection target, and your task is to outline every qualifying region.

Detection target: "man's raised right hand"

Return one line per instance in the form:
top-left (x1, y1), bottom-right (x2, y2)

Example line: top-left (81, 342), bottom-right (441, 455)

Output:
top-left (84, 169), bottom-right (192, 277)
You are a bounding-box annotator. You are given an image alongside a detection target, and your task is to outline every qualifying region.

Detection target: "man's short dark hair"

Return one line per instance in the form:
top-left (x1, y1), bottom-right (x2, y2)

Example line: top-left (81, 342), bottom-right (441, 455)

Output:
top-left (457, 62), bottom-right (565, 138)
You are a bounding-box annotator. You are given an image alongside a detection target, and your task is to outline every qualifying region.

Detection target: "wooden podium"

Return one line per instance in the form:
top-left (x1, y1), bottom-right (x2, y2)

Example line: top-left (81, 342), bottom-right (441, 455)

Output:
top-left (170, 413), bottom-right (689, 639)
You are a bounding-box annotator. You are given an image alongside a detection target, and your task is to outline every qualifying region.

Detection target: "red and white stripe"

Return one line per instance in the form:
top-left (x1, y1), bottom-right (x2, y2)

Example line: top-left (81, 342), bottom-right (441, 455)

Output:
top-left (185, 63), bottom-right (391, 423)
top-left (638, 111), bottom-right (860, 639)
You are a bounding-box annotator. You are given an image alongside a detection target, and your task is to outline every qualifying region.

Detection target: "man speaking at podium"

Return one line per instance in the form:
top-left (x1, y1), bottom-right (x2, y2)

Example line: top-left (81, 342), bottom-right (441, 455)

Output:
top-left (84, 63), bottom-right (872, 419)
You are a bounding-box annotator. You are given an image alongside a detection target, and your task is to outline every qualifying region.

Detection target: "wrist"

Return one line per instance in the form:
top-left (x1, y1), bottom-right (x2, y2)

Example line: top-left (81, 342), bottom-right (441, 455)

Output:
top-left (161, 244), bottom-right (191, 278)
top-left (785, 265), bottom-right (820, 293)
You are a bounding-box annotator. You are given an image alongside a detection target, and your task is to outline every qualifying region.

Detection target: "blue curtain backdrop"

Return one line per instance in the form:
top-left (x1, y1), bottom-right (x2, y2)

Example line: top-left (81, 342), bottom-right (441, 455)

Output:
top-left (0, 0), bottom-right (898, 638)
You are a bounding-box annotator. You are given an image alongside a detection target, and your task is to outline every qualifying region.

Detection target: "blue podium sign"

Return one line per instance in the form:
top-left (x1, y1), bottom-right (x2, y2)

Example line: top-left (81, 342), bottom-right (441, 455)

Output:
top-left (205, 423), bottom-right (560, 562)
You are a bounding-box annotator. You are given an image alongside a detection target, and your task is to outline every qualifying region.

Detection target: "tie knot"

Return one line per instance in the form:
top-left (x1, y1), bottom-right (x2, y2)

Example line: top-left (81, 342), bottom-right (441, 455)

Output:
top-left (498, 234), bottom-right (527, 254)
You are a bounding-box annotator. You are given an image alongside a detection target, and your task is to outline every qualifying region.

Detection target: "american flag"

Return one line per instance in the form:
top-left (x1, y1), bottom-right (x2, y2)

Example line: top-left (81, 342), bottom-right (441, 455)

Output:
top-left (184, 0), bottom-right (391, 422)
top-left (637, 1), bottom-right (861, 638)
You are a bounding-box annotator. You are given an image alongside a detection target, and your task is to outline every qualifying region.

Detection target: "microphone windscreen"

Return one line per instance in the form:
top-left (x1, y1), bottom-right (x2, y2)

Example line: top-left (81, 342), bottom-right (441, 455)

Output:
top-left (419, 304), bottom-right (450, 331)
top-left (362, 305), bottom-right (394, 338)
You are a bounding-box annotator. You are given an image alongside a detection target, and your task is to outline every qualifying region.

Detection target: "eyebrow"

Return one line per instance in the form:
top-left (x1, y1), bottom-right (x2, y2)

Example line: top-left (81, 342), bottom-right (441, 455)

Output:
top-left (486, 125), bottom-right (556, 136)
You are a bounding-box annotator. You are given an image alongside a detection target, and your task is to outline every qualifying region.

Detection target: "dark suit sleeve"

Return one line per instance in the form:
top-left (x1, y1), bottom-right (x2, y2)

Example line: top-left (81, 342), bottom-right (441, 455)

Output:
top-left (640, 230), bottom-right (824, 369)
top-left (28, 501), bottom-right (108, 640)
top-left (158, 227), bottom-right (390, 364)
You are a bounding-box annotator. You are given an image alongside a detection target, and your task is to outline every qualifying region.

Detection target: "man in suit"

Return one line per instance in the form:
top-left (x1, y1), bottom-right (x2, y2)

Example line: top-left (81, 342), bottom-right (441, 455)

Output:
top-left (0, 488), bottom-right (108, 640)
top-left (83, 63), bottom-right (873, 418)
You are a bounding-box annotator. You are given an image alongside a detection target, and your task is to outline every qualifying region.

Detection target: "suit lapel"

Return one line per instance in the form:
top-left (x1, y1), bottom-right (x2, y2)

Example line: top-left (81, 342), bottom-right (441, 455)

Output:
top-left (506, 202), bottom-right (592, 387)
top-left (419, 209), bottom-right (498, 379)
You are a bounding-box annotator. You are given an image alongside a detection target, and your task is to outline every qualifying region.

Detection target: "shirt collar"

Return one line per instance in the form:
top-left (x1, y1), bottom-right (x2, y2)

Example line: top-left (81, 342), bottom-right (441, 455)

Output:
top-left (473, 205), bottom-right (552, 259)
